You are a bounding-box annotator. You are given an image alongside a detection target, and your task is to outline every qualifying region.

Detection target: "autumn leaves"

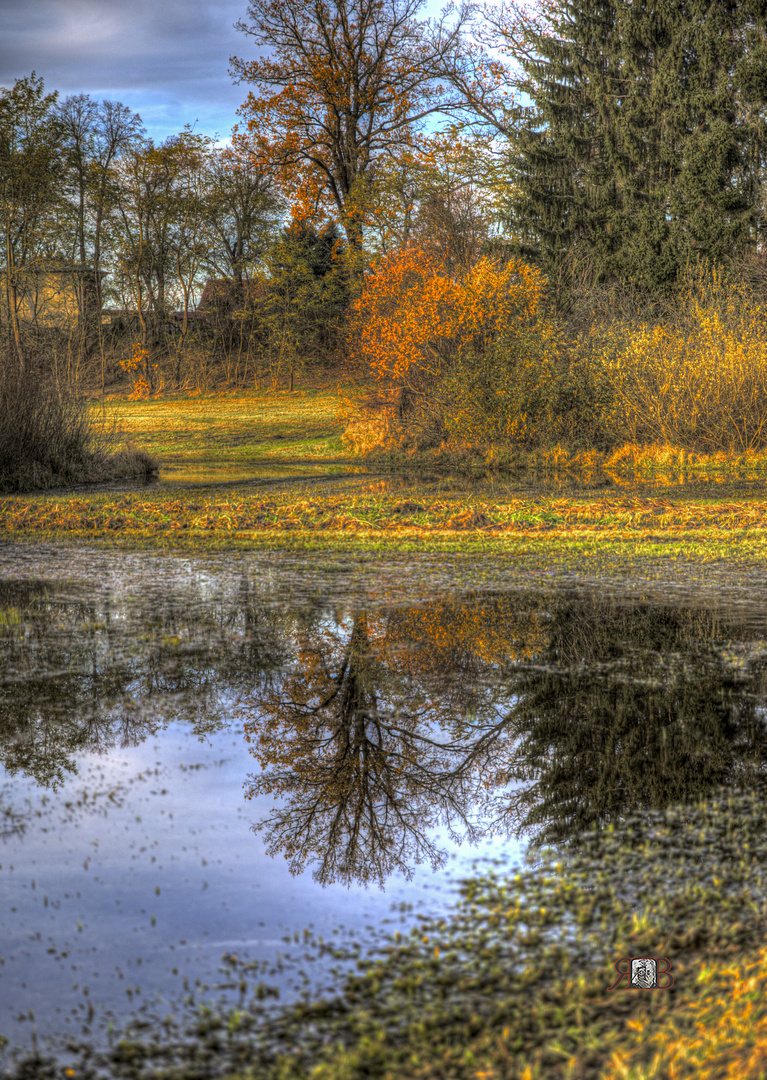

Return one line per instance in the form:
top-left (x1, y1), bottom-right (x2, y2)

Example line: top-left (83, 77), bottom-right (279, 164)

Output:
top-left (349, 250), bottom-right (560, 446)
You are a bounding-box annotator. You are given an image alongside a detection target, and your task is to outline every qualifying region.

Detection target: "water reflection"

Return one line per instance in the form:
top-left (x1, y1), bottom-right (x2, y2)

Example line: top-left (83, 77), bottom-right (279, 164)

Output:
top-left (240, 610), bottom-right (494, 885)
top-left (0, 576), bottom-right (285, 788)
top-left (2, 576), bottom-right (767, 884)
top-left (239, 593), bottom-right (767, 883)
top-left (490, 598), bottom-right (767, 846)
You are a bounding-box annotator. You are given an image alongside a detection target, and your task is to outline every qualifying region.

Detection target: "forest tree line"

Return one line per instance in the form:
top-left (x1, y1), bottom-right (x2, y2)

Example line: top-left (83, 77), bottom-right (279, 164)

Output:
top-left (3, 0), bottom-right (767, 451)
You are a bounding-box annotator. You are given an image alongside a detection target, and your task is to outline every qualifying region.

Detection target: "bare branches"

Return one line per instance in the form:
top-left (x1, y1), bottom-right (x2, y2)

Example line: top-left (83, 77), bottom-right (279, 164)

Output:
top-left (230, 0), bottom-right (471, 254)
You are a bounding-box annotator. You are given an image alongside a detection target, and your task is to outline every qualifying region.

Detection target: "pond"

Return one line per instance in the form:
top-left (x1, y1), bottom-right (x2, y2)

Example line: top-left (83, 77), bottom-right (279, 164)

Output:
top-left (2, 539), bottom-right (767, 1065)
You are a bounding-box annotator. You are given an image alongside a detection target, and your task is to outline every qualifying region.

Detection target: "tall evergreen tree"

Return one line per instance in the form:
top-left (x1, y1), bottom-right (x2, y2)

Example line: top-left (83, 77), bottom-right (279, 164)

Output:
top-left (263, 219), bottom-right (350, 376)
top-left (510, 0), bottom-right (767, 290)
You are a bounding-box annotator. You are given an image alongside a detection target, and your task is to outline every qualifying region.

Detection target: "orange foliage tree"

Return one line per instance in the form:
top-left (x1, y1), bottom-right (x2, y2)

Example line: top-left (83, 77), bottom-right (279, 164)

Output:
top-left (229, 0), bottom-right (468, 270)
top-left (351, 248), bottom-right (567, 444)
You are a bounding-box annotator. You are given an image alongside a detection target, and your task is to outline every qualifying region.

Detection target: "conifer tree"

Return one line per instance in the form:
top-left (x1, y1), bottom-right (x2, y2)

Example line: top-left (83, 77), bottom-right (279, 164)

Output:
top-left (263, 219), bottom-right (349, 380)
top-left (615, 0), bottom-right (762, 286)
top-left (509, 0), bottom-right (767, 289)
top-left (509, 0), bottom-right (625, 279)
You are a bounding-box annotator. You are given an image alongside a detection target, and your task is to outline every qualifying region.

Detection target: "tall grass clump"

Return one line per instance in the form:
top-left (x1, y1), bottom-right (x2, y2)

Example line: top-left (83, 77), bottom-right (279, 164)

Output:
top-left (0, 349), bottom-right (157, 492)
top-left (601, 264), bottom-right (767, 452)
top-left (0, 357), bottom-right (93, 491)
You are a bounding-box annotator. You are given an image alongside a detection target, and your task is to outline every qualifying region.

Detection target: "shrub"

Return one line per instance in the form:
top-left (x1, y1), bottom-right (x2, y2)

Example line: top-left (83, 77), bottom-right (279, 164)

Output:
top-left (0, 358), bottom-right (93, 491)
top-left (351, 250), bottom-right (610, 450)
top-left (601, 265), bottom-right (767, 452)
top-left (349, 255), bottom-right (767, 459)
top-left (440, 338), bottom-right (612, 449)
top-left (0, 349), bottom-right (158, 492)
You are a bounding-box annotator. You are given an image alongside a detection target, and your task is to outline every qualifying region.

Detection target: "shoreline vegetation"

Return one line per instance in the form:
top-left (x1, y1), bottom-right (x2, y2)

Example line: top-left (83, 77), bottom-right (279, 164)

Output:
top-left (7, 1), bottom-right (767, 1064)
top-left (0, 443), bottom-right (159, 495)
top-left (6, 279), bottom-right (767, 1074)
top-left (3, 382), bottom-right (767, 565)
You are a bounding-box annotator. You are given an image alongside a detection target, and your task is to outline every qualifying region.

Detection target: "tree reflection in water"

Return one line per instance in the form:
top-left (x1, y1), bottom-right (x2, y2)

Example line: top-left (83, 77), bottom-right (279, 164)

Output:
top-left (240, 609), bottom-right (508, 886)
top-left (495, 599), bottom-right (767, 847)
top-left (0, 575), bottom-right (286, 788)
top-left (242, 593), bottom-right (767, 885)
top-left (3, 573), bottom-right (767, 886)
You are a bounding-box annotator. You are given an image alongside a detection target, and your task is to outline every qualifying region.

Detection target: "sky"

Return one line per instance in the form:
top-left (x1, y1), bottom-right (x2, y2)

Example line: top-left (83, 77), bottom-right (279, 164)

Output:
top-left (0, 0), bottom-right (256, 144)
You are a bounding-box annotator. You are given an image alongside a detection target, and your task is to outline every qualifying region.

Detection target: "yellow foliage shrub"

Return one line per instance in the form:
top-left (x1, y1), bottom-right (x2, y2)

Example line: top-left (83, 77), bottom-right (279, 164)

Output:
top-left (122, 344), bottom-right (156, 400)
top-left (353, 249), bottom-right (545, 386)
top-left (128, 375), bottom-right (153, 401)
top-left (351, 255), bottom-right (767, 456)
top-left (351, 249), bottom-right (598, 448)
top-left (602, 266), bottom-right (767, 451)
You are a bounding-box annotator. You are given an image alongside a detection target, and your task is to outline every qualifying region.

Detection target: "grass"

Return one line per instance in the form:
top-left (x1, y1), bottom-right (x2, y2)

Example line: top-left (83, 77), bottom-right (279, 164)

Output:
top-left (3, 487), bottom-right (767, 549)
top-left (4, 383), bottom-right (767, 570)
top-left (100, 386), bottom-right (349, 469)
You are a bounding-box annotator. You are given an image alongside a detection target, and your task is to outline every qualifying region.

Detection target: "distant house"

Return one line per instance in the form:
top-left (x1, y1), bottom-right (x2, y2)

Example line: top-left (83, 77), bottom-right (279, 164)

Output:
top-left (3, 265), bottom-right (105, 332)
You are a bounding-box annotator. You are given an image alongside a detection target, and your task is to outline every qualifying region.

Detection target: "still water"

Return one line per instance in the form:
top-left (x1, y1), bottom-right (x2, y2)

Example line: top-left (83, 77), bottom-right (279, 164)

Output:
top-left (2, 542), bottom-right (767, 1060)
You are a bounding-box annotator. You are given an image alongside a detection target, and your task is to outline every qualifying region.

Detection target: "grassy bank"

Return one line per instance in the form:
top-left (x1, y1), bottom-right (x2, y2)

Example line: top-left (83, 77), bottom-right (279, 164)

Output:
top-left (361, 438), bottom-right (767, 482)
top-left (99, 385), bottom-right (349, 471)
top-left (4, 485), bottom-right (767, 564)
top-left (2, 386), bottom-right (767, 566)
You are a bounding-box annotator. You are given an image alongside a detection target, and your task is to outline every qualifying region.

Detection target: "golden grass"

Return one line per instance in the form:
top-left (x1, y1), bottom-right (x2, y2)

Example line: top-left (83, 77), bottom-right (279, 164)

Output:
top-left (98, 385), bottom-right (353, 465)
top-left (600, 947), bottom-right (767, 1080)
top-left (363, 439), bottom-right (767, 482)
top-left (2, 489), bottom-right (766, 540)
top-left (4, 387), bottom-right (767, 563)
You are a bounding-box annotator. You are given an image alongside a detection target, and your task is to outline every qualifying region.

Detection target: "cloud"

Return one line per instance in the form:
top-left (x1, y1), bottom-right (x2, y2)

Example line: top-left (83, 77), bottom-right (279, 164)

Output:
top-left (0, 0), bottom-right (251, 140)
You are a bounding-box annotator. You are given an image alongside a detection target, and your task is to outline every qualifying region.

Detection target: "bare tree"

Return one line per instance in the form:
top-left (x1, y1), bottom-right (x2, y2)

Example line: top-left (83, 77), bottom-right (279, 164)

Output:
top-left (0, 74), bottom-right (68, 370)
top-left (230, 0), bottom-right (470, 270)
top-left (205, 146), bottom-right (283, 289)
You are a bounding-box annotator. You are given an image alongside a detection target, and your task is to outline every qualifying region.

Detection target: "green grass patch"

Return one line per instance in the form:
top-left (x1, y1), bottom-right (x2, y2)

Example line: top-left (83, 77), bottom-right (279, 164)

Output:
top-left (99, 386), bottom-right (352, 468)
top-left (3, 486), bottom-right (767, 567)
top-left (4, 387), bottom-right (767, 568)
